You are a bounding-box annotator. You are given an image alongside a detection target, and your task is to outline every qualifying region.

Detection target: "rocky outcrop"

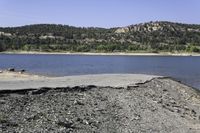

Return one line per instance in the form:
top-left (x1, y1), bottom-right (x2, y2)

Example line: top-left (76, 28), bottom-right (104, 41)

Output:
top-left (115, 21), bottom-right (200, 33)
top-left (115, 27), bottom-right (130, 33)
top-left (0, 32), bottom-right (12, 37)
top-left (7, 68), bottom-right (15, 72)
top-left (0, 78), bottom-right (200, 133)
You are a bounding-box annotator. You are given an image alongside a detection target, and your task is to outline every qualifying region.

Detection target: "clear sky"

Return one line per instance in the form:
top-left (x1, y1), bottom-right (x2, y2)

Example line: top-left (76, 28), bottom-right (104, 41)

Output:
top-left (0, 0), bottom-right (200, 28)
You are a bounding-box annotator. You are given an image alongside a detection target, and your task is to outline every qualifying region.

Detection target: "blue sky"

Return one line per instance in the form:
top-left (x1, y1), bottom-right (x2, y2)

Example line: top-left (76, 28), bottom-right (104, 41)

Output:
top-left (0, 0), bottom-right (200, 28)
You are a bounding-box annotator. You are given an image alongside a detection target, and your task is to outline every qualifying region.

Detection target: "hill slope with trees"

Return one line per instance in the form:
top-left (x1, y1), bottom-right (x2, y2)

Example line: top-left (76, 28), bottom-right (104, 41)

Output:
top-left (0, 21), bottom-right (200, 53)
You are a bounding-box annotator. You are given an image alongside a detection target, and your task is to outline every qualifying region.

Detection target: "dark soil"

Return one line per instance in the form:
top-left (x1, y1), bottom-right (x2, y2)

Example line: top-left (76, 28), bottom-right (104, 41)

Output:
top-left (0, 78), bottom-right (200, 133)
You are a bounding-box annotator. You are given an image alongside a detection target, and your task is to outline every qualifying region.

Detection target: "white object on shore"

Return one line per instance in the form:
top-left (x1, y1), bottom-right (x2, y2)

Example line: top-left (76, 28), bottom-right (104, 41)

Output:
top-left (0, 73), bottom-right (160, 90)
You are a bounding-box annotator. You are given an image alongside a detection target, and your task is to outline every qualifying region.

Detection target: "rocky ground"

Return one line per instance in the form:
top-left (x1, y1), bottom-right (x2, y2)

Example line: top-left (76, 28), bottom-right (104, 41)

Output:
top-left (0, 77), bottom-right (200, 133)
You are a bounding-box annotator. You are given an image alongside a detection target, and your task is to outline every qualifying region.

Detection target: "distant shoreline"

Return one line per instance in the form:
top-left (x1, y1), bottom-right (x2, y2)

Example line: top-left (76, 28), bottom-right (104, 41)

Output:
top-left (1, 51), bottom-right (200, 56)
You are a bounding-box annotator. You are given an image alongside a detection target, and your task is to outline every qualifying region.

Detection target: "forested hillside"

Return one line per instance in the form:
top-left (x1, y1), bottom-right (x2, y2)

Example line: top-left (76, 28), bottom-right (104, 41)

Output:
top-left (0, 21), bottom-right (200, 53)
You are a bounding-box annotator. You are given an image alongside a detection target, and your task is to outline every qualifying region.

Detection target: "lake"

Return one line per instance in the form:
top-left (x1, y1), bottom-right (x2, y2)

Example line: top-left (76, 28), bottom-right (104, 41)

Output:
top-left (0, 54), bottom-right (200, 89)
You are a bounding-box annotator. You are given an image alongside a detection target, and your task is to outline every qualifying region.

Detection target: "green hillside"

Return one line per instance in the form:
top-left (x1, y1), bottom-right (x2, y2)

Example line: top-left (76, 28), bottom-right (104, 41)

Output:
top-left (0, 21), bottom-right (200, 53)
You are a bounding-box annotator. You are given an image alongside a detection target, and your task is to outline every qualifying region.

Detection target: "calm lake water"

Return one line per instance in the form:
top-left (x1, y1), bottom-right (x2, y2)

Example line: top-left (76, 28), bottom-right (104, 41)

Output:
top-left (0, 54), bottom-right (200, 89)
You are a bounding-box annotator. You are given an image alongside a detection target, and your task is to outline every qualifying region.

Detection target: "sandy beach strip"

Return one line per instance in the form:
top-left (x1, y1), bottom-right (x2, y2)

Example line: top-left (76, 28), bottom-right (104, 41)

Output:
top-left (1, 51), bottom-right (200, 56)
top-left (0, 71), bottom-right (160, 90)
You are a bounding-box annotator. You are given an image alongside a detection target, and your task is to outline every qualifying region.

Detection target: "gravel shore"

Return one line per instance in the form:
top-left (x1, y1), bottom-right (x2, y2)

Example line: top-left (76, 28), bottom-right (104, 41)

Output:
top-left (0, 76), bottom-right (200, 132)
